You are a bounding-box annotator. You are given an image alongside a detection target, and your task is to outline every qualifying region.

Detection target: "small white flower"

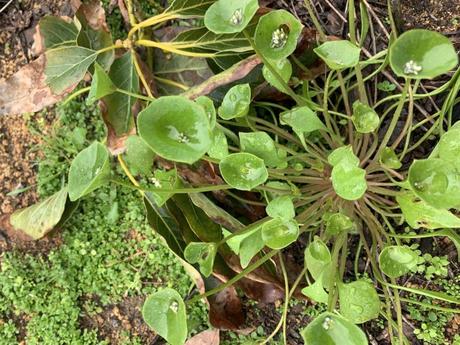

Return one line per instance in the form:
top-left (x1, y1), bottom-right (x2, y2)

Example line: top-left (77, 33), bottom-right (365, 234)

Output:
top-left (177, 132), bottom-right (190, 144)
top-left (322, 317), bottom-right (333, 330)
top-left (150, 177), bottom-right (162, 188)
top-left (404, 60), bottom-right (422, 75)
top-left (230, 8), bottom-right (243, 26)
top-left (271, 28), bottom-right (288, 49)
top-left (169, 301), bottom-right (179, 313)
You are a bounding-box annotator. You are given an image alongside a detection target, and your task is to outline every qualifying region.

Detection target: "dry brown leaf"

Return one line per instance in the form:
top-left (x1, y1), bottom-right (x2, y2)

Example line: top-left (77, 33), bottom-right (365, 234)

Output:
top-left (185, 329), bottom-right (220, 345)
top-left (78, 0), bottom-right (109, 31)
top-left (208, 284), bottom-right (245, 330)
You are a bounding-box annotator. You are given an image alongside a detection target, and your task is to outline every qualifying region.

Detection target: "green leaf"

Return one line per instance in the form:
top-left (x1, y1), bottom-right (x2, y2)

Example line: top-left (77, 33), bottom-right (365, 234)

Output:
top-left (305, 237), bottom-right (332, 281)
top-left (266, 195), bottom-right (295, 220)
top-left (207, 127), bottom-right (229, 160)
top-left (326, 213), bottom-right (354, 236)
top-left (301, 277), bottom-right (329, 304)
top-left (280, 106), bottom-right (326, 147)
top-left (239, 131), bottom-right (282, 167)
top-left (124, 135), bottom-right (155, 176)
top-left (195, 96), bottom-right (216, 129)
top-left (167, 0), bottom-right (215, 17)
top-left (147, 169), bottom-right (179, 207)
top-left (68, 142), bottom-right (111, 201)
top-left (254, 10), bottom-right (303, 60)
top-left (45, 46), bottom-right (97, 94)
top-left (10, 187), bottom-right (70, 240)
top-left (389, 29), bottom-right (458, 79)
top-left (408, 158), bottom-right (460, 209)
top-left (219, 153), bottom-right (268, 190)
top-left (142, 288), bottom-right (187, 345)
top-left (184, 242), bottom-right (217, 277)
top-left (328, 146), bottom-right (360, 167)
top-left (103, 52), bottom-right (139, 136)
top-left (351, 101), bottom-right (379, 133)
top-left (39, 16), bottom-right (78, 49)
top-left (138, 96), bottom-right (212, 164)
top-left (339, 280), bottom-right (380, 324)
top-left (301, 312), bottom-right (368, 345)
top-left (314, 40), bottom-right (361, 70)
top-left (438, 127), bottom-right (460, 171)
top-left (217, 83), bottom-right (251, 120)
top-left (204, 0), bottom-right (259, 34)
top-left (331, 163), bottom-right (367, 201)
top-left (239, 226), bottom-right (265, 268)
top-left (261, 218), bottom-right (299, 249)
top-left (396, 191), bottom-right (460, 229)
top-left (262, 58), bottom-right (292, 93)
top-left (379, 245), bottom-right (419, 278)
top-left (87, 63), bottom-right (116, 105)
top-left (379, 147), bottom-right (402, 169)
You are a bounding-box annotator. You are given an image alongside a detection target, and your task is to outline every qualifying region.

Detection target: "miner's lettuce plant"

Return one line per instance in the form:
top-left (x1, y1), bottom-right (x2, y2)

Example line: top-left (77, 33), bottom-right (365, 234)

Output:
top-left (7, 0), bottom-right (460, 344)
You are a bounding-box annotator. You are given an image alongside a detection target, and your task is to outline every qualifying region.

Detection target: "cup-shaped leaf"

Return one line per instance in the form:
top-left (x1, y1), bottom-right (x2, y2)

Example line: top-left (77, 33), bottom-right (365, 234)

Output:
top-left (240, 131), bottom-right (282, 167)
top-left (408, 158), bottom-right (460, 209)
top-left (142, 288), bottom-right (187, 345)
top-left (314, 40), bottom-right (361, 70)
top-left (184, 242), bottom-right (217, 277)
top-left (351, 101), bottom-right (379, 133)
top-left (331, 163), bottom-right (367, 201)
top-left (204, 0), bottom-right (259, 34)
top-left (218, 84), bottom-right (251, 120)
top-left (87, 62), bottom-right (116, 105)
top-left (326, 213), bottom-right (354, 236)
top-left (396, 191), bottom-right (460, 229)
top-left (195, 96), bottom-right (216, 129)
top-left (207, 127), bottom-right (229, 160)
top-left (379, 147), bottom-right (402, 169)
top-left (389, 29), bottom-right (458, 79)
top-left (138, 96), bottom-right (212, 164)
top-left (219, 153), bottom-right (268, 190)
top-left (124, 135), bottom-right (155, 176)
top-left (379, 245), bottom-right (418, 278)
top-left (339, 280), bottom-right (380, 324)
top-left (438, 127), bottom-right (460, 171)
top-left (68, 142), bottom-right (111, 201)
top-left (304, 237), bottom-right (331, 280)
top-left (254, 10), bottom-right (303, 60)
top-left (301, 312), bottom-right (368, 345)
top-left (261, 218), bottom-right (299, 249)
top-left (328, 146), bottom-right (360, 167)
top-left (147, 169), bottom-right (179, 207)
top-left (266, 195), bottom-right (295, 220)
top-left (262, 58), bottom-right (292, 94)
top-left (280, 106), bottom-right (326, 147)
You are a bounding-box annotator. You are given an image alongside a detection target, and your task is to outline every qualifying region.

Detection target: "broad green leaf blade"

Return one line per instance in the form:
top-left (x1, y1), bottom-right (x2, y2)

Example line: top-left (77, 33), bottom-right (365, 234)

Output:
top-left (331, 163), bottom-right (367, 201)
top-left (280, 106), bottom-right (326, 147)
top-left (351, 101), bottom-right (379, 133)
top-left (87, 63), bottom-right (116, 104)
top-left (219, 153), bottom-right (268, 190)
top-left (142, 288), bottom-right (187, 345)
top-left (239, 226), bottom-right (265, 268)
top-left (379, 246), bottom-right (418, 278)
top-left (254, 10), bottom-right (303, 60)
top-left (195, 96), bottom-right (216, 129)
top-left (204, 0), bottom-right (259, 34)
top-left (301, 312), bottom-right (368, 345)
top-left (389, 29), bottom-right (458, 79)
top-left (218, 84), bottom-right (251, 120)
top-left (39, 16), bottom-right (78, 49)
top-left (328, 146), bottom-right (360, 167)
top-left (68, 142), bottom-right (111, 201)
top-left (379, 147), bottom-right (402, 169)
top-left (339, 280), bottom-right (380, 324)
top-left (239, 131), bottom-right (281, 167)
top-left (305, 237), bottom-right (332, 281)
top-left (266, 195), bottom-right (295, 220)
top-left (207, 127), bottom-right (229, 160)
top-left (10, 187), bottom-right (69, 240)
top-left (103, 52), bottom-right (139, 136)
top-left (167, 0), bottom-right (215, 17)
top-left (408, 158), bottom-right (460, 209)
top-left (397, 191), bottom-right (460, 229)
top-left (124, 135), bottom-right (155, 176)
top-left (146, 169), bottom-right (180, 207)
top-left (314, 40), bottom-right (361, 70)
top-left (138, 96), bottom-right (212, 164)
top-left (301, 277), bottom-right (329, 304)
top-left (261, 218), bottom-right (299, 249)
top-left (184, 242), bottom-right (217, 277)
top-left (326, 213), bottom-right (354, 236)
top-left (45, 46), bottom-right (97, 94)
top-left (262, 58), bottom-right (292, 93)
top-left (438, 127), bottom-right (460, 171)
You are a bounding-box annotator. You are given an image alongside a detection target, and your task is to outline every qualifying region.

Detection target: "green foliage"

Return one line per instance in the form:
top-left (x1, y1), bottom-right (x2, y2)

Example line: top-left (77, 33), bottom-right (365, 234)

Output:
top-left (218, 84), bottom-right (251, 119)
top-left (314, 40), bottom-right (361, 70)
top-left (204, 0), bottom-right (259, 34)
top-left (379, 246), bottom-right (419, 278)
top-left (338, 280), bottom-right (380, 324)
top-left (219, 153), bottom-right (268, 190)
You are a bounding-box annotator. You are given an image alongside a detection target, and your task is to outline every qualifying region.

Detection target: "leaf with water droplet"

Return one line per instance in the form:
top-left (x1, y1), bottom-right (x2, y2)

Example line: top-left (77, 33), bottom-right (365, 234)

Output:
top-left (207, 127), bottom-right (229, 160)
top-left (266, 195), bottom-right (295, 220)
top-left (261, 218), bottom-right (299, 249)
top-left (184, 242), bottom-right (217, 277)
top-left (379, 245), bottom-right (419, 278)
top-left (331, 163), bottom-right (367, 201)
top-left (124, 135), bottom-right (155, 176)
top-left (239, 131), bottom-right (283, 167)
top-left (339, 280), bottom-right (380, 324)
top-left (219, 153), bottom-right (268, 190)
top-left (195, 96), bottom-right (216, 129)
top-left (314, 40), bottom-right (361, 70)
top-left (437, 127), bottom-right (460, 171)
top-left (142, 288), bottom-right (187, 345)
top-left (301, 274), bottom-right (329, 304)
top-left (326, 212), bottom-right (354, 236)
top-left (262, 58), bottom-right (292, 94)
top-left (280, 106), bottom-right (326, 148)
top-left (305, 237), bottom-right (332, 281)
top-left (351, 100), bottom-right (379, 133)
top-left (379, 147), bottom-right (402, 169)
top-left (218, 84), bottom-right (251, 120)
top-left (204, 0), bottom-right (259, 34)
top-left (138, 96), bottom-right (212, 164)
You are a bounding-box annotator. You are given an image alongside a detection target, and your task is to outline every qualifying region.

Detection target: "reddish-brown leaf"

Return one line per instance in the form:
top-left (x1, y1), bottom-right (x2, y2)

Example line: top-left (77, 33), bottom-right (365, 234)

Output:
top-left (185, 329), bottom-right (220, 345)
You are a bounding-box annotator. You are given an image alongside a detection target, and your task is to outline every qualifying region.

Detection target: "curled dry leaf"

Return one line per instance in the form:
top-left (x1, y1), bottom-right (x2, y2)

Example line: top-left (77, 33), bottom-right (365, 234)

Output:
top-left (78, 0), bottom-right (109, 31)
top-left (185, 329), bottom-right (220, 345)
top-left (208, 284), bottom-right (245, 330)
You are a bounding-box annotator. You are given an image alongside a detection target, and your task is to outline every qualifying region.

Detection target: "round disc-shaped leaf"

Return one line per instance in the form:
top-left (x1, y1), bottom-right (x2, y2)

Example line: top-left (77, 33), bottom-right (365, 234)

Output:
top-left (331, 164), bottom-right (367, 201)
top-left (301, 312), bottom-right (368, 345)
top-left (351, 100), bottom-right (379, 133)
top-left (239, 131), bottom-right (281, 167)
top-left (68, 142), bottom-right (111, 201)
top-left (379, 246), bottom-right (418, 278)
top-left (195, 96), bottom-right (217, 129)
top-left (314, 40), bottom-right (361, 70)
top-left (254, 10), bottom-right (303, 60)
top-left (266, 195), bottom-right (295, 220)
top-left (219, 153), bottom-right (268, 190)
top-left (218, 84), bottom-right (251, 120)
top-left (261, 218), bottom-right (299, 249)
top-left (262, 58), bottom-right (292, 93)
top-left (389, 29), bottom-right (458, 79)
top-left (184, 242), bottom-right (217, 277)
top-left (438, 128), bottom-right (460, 171)
top-left (138, 96), bottom-right (212, 164)
top-left (204, 0), bottom-right (259, 34)
top-left (142, 288), bottom-right (187, 345)
top-left (379, 147), bottom-right (402, 169)
top-left (326, 213), bottom-right (354, 236)
top-left (125, 135), bottom-right (155, 176)
top-left (304, 237), bottom-right (331, 280)
top-left (339, 280), bottom-right (380, 324)
top-left (408, 158), bottom-right (460, 209)
top-left (328, 146), bottom-right (360, 167)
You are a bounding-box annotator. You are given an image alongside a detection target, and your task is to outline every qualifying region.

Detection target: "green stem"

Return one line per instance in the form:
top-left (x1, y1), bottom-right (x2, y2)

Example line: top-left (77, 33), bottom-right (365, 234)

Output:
top-left (116, 88), bottom-right (155, 102)
top-left (111, 178), bottom-right (232, 194)
top-left (62, 86), bottom-right (91, 105)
